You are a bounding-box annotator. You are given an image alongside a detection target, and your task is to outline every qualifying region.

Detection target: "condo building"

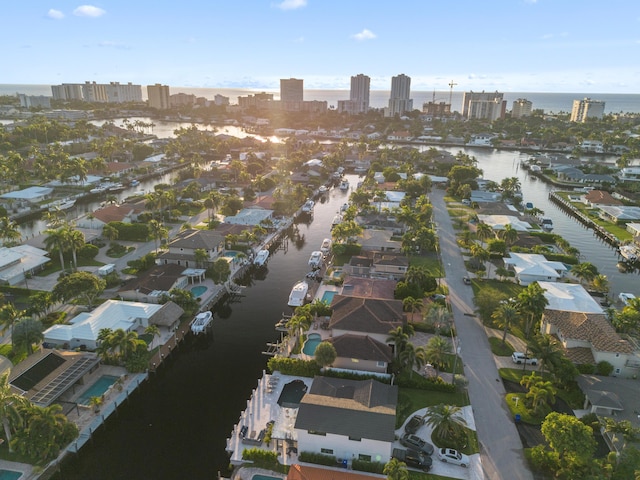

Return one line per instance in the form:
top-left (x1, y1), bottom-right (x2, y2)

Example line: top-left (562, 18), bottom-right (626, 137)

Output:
top-left (570, 98), bottom-right (605, 122)
top-left (338, 74), bottom-right (370, 114)
top-left (511, 98), bottom-right (533, 118)
top-left (51, 83), bottom-right (84, 101)
top-left (385, 74), bottom-right (413, 117)
top-left (462, 91), bottom-right (506, 121)
top-left (147, 84), bottom-right (171, 110)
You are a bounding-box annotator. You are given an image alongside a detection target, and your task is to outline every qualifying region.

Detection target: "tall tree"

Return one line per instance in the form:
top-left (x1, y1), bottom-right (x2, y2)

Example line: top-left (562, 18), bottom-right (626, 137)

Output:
top-left (314, 341), bottom-right (337, 368)
top-left (517, 282), bottom-right (549, 338)
top-left (12, 318), bottom-right (44, 354)
top-left (0, 303), bottom-right (25, 345)
top-left (44, 226), bottom-right (70, 271)
top-left (527, 334), bottom-right (563, 374)
top-left (419, 335), bottom-right (452, 378)
top-left (492, 302), bottom-right (519, 344)
top-left (0, 372), bottom-right (27, 453)
top-left (148, 219), bottom-right (168, 253)
top-left (424, 403), bottom-right (468, 443)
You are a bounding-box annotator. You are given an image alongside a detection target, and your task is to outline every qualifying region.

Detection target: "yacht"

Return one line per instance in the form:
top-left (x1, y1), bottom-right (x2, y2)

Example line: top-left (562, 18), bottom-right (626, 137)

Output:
top-left (288, 281), bottom-right (309, 307)
top-left (308, 251), bottom-right (323, 269)
top-left (130, 179), bottom-right (140, 187)
top-left (619, 292), bottom-right (636, 306)
top-left (89, 184), bottom-right (107, 194)
top-left (49, 198), bottom-right (75, 211)
top-left (108, 183), bottom-right (125, 192)
top-left (190, 311), bottom-right (213, 335)
top-left (339, 180), bottom-right (349, 191)
top-left (540, 217), bottom-right (554, 230)
top-left (331, 213), bottom-right (343, 227)
top-left (301, 199), bottom-right (315, 213)
top-left (253, 249), bottom-right (270, 266)
top-left (618, 244), bottom-right (639, 262)
top-left (320, 238), bottom-right (332, 254)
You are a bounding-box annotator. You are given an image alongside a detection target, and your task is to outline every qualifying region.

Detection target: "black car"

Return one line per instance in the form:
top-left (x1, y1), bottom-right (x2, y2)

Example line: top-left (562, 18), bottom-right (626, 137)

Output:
top-left (392, 448), bottom-right (432, 472)
top-left (404, 415), bottom-right (424, 434)
top-left (400, 433), bottom-right (435, 456)
top-left (463, 276), bottom-right (472, 285)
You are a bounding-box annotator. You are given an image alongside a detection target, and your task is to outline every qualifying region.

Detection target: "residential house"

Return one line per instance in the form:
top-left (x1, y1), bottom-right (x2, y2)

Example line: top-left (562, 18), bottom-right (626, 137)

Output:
top-left (359, 229), bottom-right (401, 253)
top-left (598, 205), bottom-right (640, 224)
top-left (477, 214), bottom-right (532, 232)
top-left (118, 264), bottom-right (189, 303)
top-left (541, 310), bottom-right (639, 378)
top-left (619, 166), bottom-right (640, 182)
top-left (339, 276), bottom-right (397, 300)
top-left (158, 229), bottom-right (225, 267)
top-left (470, 191), bottom-right (502, 203)
top-left (0, 245), bottom-right (50, 286)
top-left (328, 296), bottom-right (404, 346)
top-left (76, 203), bottom-right (143, 230)
top-left (0, 186), bottom-right (53, 208)
top-left (370, 252), bottom-right (409, 279)
top-left (223, 207), bottom-right (274, 226)
top-left (43, 300), bottom-right (184, 350)
top-left (582, 190), bottom-right (622, 207)
top-left (355, 213), bottom-right (405, 235)
top-left (626, 223), bottom-right (640, 246)
top-left (287, 465), bottom-right (383, 480)
top-left (503, 253), bottom-right (567, 285)
top-left (537, 282), bottom-right (603, 314)
top-left (325, 334), bottom-right (393, 375)
top-left (294, 376), bottom-right (398, 463)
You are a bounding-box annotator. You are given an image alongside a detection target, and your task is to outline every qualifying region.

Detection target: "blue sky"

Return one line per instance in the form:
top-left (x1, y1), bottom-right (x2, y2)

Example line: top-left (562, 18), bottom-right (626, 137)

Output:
top-left (2, 0), bottom-right (639, 93)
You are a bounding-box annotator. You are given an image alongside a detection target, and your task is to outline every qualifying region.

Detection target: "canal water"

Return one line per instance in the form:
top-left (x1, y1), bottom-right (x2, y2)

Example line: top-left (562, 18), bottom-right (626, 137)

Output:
top-left (53, 177), bottom-right (354, 480)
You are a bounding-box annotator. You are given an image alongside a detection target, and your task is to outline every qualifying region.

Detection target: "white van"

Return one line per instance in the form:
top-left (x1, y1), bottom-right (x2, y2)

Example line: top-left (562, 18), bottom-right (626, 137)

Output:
top-left (97, 264), bottom-right (115, 276)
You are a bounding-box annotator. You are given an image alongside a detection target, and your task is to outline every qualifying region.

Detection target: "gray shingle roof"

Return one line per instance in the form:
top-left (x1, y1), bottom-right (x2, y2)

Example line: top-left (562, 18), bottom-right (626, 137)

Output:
top-left (329, 296), bottom-right (404, 334)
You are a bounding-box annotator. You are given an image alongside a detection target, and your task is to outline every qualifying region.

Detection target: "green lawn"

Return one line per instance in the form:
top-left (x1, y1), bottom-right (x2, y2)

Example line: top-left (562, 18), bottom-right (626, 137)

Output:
top-left (488, 336), bottom-right (515, 356)
top-left (504, 393), bottom-right (547, 425)
top-left (36, 257), bottom-right (104, 276)
top-left (408, 254), bottom-right (442, 277)
top-left (397, 387), bottom-right (469, 427)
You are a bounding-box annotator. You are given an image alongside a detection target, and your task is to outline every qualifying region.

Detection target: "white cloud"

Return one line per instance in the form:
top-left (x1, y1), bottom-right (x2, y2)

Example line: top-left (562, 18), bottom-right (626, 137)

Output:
top-left (73, 5), bottom-right (106, 17)
top-left (352, 29), bottom-right (376, 41)
top-left (47, 9), bottom-right (64, 19)
top-left (273, 0), bottom-right (307, 10)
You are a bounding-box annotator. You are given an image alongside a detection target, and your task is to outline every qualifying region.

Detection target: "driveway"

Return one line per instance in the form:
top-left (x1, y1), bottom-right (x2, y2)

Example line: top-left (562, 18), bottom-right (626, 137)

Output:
top-left (430, 188), bottom-right (534, 480)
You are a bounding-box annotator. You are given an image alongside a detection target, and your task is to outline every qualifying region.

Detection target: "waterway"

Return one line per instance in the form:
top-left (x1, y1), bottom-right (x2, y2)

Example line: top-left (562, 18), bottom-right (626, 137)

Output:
top-left (52, 177), bottom-right (354, 480)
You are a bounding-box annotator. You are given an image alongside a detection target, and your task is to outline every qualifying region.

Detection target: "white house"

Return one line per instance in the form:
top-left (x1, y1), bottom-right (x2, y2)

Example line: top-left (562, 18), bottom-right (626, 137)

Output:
top-left (223, 208), bottom-right (273, 226)
top-left (294, 376), bottom-right (397, 464)
top-left (0, 186), bottom-right (53, 205)
top-left (477, 214), bottom-right (532, 231)
top-left (503, 253), bottom-right (567, 285)
top-left (43, 300), bottom-right (184, 350)
top-left (0, 245), bottom-right (50, 286)
top-left (537, 282), bottom-right (603, 314)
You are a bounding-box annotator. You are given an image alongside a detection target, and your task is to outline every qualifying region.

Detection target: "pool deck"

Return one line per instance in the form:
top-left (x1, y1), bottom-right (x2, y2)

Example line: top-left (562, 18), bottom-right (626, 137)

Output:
top-left (226, 371), bottom-right (314, 467)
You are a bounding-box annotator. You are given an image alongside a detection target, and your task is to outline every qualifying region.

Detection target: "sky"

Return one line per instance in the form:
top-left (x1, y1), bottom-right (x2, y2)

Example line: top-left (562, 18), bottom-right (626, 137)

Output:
top-left (2, 0), bottom-right (639, 93)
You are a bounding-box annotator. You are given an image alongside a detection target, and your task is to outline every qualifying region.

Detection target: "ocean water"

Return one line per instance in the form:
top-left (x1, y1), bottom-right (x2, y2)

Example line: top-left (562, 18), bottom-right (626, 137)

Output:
top-left (2, 84), bottom-right (639, 114)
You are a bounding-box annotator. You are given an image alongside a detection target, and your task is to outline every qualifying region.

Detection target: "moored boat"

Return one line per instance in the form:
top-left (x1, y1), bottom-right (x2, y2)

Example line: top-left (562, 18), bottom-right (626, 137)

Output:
top-left (339, 180), bottom-right (349, 191)
top-left (301, 199), bottom-right (315, 213)
top-left (320, 238), bottom-right (332, 254)
top-left (308, 251), bottom-right (323, 269)
top-left (108, 183), bottom-right (125, 192)
top-left (288, 281), bottom-right (309, 307)
top-left (331, 213), bottom-right (343, 227)
top-left (619, 292), bottom-right (636, 306)
top-left (619, 244), bottom-right (639, 262)
top-left (190, 311), bottom-right (213, 335)
top-left (254, 249), bottom-right (270, 266)
top-left (540, 217), bottom-right (554, 230)
top-left (130, 179), bottom-right (140, 187)
top-left (318, 185), bottom-right (328, 194)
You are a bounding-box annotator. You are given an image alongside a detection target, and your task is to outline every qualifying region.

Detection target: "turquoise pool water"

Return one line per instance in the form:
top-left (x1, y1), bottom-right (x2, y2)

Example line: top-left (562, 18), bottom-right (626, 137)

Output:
top-left (223, 251), bottom-right (239, 258)
top-left (253, 475), bottom-right (281, 480)
top-left (77, 375), bottom-right (119, 405)
top-left (190, 285), bottom-right (207, 297)
top-left (302, 333), bottom-right (322, 356)
top-left (321, 290), bottom-right (336, 304)
top-left (0, 471), bottom-right (22, 480)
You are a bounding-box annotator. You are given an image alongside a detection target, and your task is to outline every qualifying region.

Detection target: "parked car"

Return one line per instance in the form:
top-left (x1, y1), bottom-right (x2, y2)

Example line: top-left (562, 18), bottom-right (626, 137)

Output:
top-left (400, 433), bottom-right (435, 455)
top-left (511, 352), bottom-right (538, 365)
top-left (430, 293), bottom-right (446, 301)
top-left (392, 448), bottom-right (432, 471)
top-left (404, 414), bottom-right (425, 434)
top-left (436, 448), bottom-right (469, 467)
top-left (462, 276), bottom-right (472, 285)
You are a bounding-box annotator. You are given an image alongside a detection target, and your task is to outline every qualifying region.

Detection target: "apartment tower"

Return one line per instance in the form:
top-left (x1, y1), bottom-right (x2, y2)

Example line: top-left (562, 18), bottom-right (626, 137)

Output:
top-left (462, 91), bottom-right (506, 121)
top-left (386, 74), bottom-right (413, 117)
top-left (570, 98), bottom-right (605, 122)
top-left (511, 98), bottom-right (533, 118)
top-left (147, 84), bottom-right (171, 110)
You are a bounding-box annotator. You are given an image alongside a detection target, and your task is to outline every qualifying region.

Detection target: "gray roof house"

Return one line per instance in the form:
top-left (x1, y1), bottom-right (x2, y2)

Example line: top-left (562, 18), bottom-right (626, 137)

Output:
top-left (326, 334), bottom-right (393, 376)
top-left (294, 376), bottom-right (397, 463)
top-left (329, 296), bottom-right (404, 346)
top-left (158, 229), bottom-right (225, 267)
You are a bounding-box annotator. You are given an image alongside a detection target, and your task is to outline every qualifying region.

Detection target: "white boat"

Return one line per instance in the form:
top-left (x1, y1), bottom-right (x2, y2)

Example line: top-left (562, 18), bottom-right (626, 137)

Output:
top-left (320, 238), bottom-right (332, 254)
top-left (108, 183), bottom-right (125, 192)
top-left (331, 213), bottom-right (343, 227)
top-left (288, 281), bottom-right (309, 307)
top-left (130, 179), bottom-right (140, 187)
top-left (308, 251), bottom-right (323, 269)
top-left (190, 311), bottom-right (213, 335)
top-left (90, 185), bottom-right (107, 194)
top-left (49, 198), bottom-right (75, 211)
top-left (301, 199), bottom-right (315, 213)
top-left (318, 185), bottom-right (328, 194)
top-left (254, 249), bottom-right (270, 266)
top-left (619, 244), bottom-right (639, 262)
top-left (619, 292), bottom-right (636, 306)
top-left (540, 217), bottom-right (554, 230)
top-left (339, 180), bottom-right (349, 191)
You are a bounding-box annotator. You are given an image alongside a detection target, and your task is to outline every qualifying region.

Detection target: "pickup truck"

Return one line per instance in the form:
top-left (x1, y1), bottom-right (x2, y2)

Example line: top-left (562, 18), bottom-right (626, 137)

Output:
top-left (511, 352), bottom-right (538, 365)
top-left (392, 448), bottom-right (432, 471)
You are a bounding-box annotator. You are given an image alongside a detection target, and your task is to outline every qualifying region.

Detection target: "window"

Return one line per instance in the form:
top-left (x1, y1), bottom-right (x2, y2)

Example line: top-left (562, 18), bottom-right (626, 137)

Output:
top-left (350, 358), bottom-right (359, 363)
top-left (358, 454), bottom-right (371, 462)
top-left (349, 436), bottom-right (361, 442)
top-left (376, 361), bottom-right (386, 367)
top-left (321, 448), bottom-right (334, 455)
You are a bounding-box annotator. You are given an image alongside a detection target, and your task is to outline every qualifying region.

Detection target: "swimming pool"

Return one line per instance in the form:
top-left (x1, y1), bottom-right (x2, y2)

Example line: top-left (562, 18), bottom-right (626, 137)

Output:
top-left (252, 475), bottom-right (282, 480)
top-left (190, 285), bottom-right (208, 297)
top-left (223, 251), bottom-right (239, 258)
top-left (321, 290), bottom-right (336, 304)
top-left (0, 470), bottom-right (22, 480)
top-left (77, 375), bottom-right (119, 405)
top-left (302, 333), bottom-right (322, 356)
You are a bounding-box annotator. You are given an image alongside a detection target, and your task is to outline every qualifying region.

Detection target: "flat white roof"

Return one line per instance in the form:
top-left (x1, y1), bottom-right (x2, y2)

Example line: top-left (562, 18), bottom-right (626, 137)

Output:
top-left (538, 281), bottom-right (603, 314)
top-left (478, 214), bottom-right (532, 231)
top-left (0, 186), bottom-right (52, 200)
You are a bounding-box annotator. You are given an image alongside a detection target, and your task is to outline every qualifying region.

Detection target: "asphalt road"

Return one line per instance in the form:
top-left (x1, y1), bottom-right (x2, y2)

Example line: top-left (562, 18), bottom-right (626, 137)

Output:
top-left (430, 188), bottom-right (534, 480)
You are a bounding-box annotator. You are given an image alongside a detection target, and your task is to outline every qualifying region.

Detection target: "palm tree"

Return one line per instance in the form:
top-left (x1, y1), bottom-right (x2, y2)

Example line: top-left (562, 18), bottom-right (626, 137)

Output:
top-left (591, 274), bottom-right (610, 295)
top-left (383, 457), bottom-right (409, 480)
top-left (475, 222), bottom-right (494, 243)
top-left (24, 403), bottom-right (70, 461)
top-left (571, 262), bottom-right (598, 286)
top-left (526, 380), bottom-right (557, 414)
top-left (492, 302), bottom-right (519, 344)
top-left (0, 303), bottom-right (25, 344)
top-left (0, 372), bottom-right (27, 453)
top-left (111, 329), bottom-right (140, 360)
top-left (424, 403), bottom-right (468, 443)
top-left (144, 324), bottom-right (161, 348)
top-left (399, 342), bottom-right (419, 378)
top-left (148, 219), bottom-right (168, 253)
top-left (194, 248), bottom-right (209, 269)
top-left (517, 282), bottom-right (549, 338)
top-left (470, 242), bottom-right (489, 273)
top-left (420, 335), bottom-right (452, 378)
top-left (499, 224), bottom-right (519, 249)
top-left (102, 223), bottom-right (119, 244)
top-left (12, 318), bottom-right (44, 354)
top-left (387, 326), bottom-right (410, 360)
top-left (527, 334), bottom-right (563, 374)
top-left (402, 296), bottom-right (423, 323)
top-left (0, 217), bottom-right (22, 246)
top-left (44, 226), bottom-right (70, 271)
top-left (64, 225), bottom-right (85, 271)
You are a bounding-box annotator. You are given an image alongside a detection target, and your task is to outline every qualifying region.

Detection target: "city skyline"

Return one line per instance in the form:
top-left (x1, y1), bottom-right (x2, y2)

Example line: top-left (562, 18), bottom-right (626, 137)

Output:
top-left (2, 1), bottom-right (639, 94)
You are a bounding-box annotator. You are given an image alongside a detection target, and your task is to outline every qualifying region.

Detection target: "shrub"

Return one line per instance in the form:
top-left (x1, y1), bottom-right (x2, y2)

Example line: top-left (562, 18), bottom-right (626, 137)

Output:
top-left (298, 451), bottom-right (337, 466)
top-left (78, 243), bottom-right (99, 259)
top-left (267, 357), bottom-right (321, 377)
top-left (595, 361), bottom-right (614, 376)
top-left (352, 459), bottom-right (385, 474)
top-left (396, 374), bottom-right (456, 392)
top-left (576, 364), bottom-right (596, 374)
top-left (242, 448), bottom-right (280, 469)
top-left (108, 221), bottom-right (150, 241)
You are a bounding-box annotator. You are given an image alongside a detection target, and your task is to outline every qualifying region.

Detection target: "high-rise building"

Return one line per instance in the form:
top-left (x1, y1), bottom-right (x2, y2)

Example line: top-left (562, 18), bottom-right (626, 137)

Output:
top-left (280, 78), bottom-right (304, 103)
top-left (350, 74), bottom-right (370, 114)
top-left (462, 91), bottom-right (506, 120)
top-left (18, 94), bottom-right (51, 109)
top-left (511, 98), bottom-right (533, 118)
top-left (385, 74), bottom-right (413, 117)
top-left (82, 82), bottom-right (108, 103)
top-left (147, 84), bottom-right (171, 110)
top-left (570, 98), bottom-right (605, 122)
top-left (51, 83), bottom-right (84, 101)
top-left (105, 82), bottom-right (142, 103)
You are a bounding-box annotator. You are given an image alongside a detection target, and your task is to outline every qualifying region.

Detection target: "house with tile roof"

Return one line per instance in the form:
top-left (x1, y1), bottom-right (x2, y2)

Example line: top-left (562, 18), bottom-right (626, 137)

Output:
top-left (328, 296), bottom-right (404, 346)
top-left (287, 464), bottom-right (382, 480)
top-left (582, 190), bottom-right (622, 207)
top-left (503, 253), bottom-right (567, 285)
top-left (370, 252), bottom-right (409, 279)
top-left (118, 263), bottom-right (189, 303)
top-left (76, 203), bottom-right (143, 230)
top-left (294, 376), bottom-right (398, 464)
top-left (158, 228), bottom-right (225, 267)
top-left (541, 310), bottom-right (640, 377)
top-left (325, 334), bottom-right (393, 375)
